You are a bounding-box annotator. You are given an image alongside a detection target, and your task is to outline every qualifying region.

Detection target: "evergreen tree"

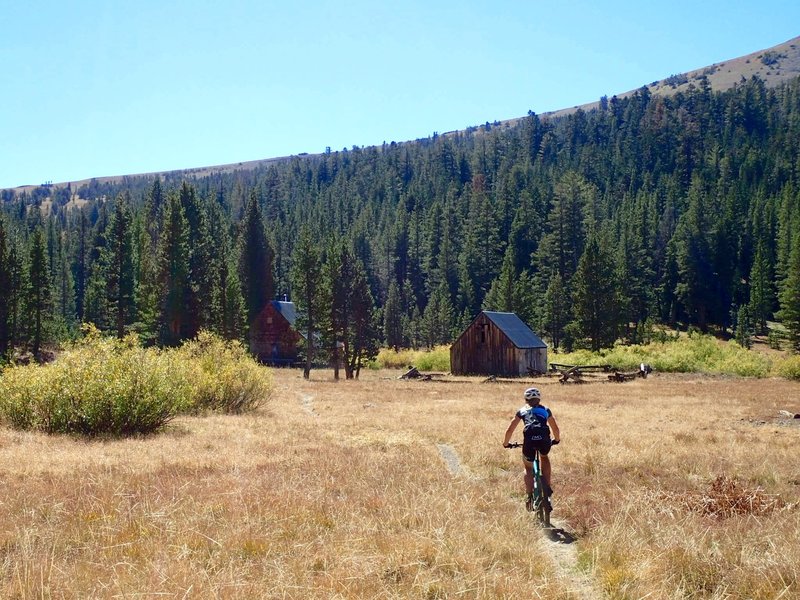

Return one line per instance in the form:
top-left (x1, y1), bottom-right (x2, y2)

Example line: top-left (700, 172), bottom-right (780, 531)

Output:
top-left (484, 250), bottom-right (516, 313)
top-left (777, 238), bottom-right (800, 351)
top-left (157, 194), bottom-right (190, 346)
top-left (132, 211), bottom-right (159, 343)
top-left (105, 194), bottom-right (136, 337)
top-left (748, 240), bottom-right (774, 335)
top-left (52, 225), bottom-right (76, 335)
top-left (324, 239), bottom-right (378, 379)
top-left (535, 171), bottom-right (590, 283)
top-left (571, 232), bottom-right (624, 351)
top-left (322, 237), bottom-right (345, 380)
top-left (542, 272), bottom-right (569, 351)
top-left (421, 283), bottom-right (455, 349)
top-left (346, 256), bottom-right (380, 378)
top-left (83, 203), bottom-right (110, 330)
top-left (238, 192), bottom-right (274, 334)
top-left (734, 304), bottom-right (754, 349)
top-left (6, 242), bottom-right (25, 352)
top-left (27, 228), bottom-right (52, 356)
top-left (0, 217), bottom-right (10, 357)
top-left (73, 209), bottom-right (88, 321)
top-left (383, 279), bottom-right (403, 350)
top-left (673, 180), bottom-right (715, 331)
top-left (208, 202), bottom-right (244, 341)
top-left (179, 182), bottom-right (213, 337)
top-left (290, 226), bottom-right (324, 378)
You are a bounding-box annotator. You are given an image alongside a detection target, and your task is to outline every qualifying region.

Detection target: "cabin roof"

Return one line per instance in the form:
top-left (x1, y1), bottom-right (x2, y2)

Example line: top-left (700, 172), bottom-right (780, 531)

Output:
top-left (271, 300), bottom-right (297, 327)
top-left (481, 311), bottom-right (547, 349)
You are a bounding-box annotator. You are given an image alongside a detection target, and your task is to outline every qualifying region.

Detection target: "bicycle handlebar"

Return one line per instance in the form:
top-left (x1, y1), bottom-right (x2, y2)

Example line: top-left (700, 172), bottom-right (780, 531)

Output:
top-left (504, 439), bottom-right (560, 448)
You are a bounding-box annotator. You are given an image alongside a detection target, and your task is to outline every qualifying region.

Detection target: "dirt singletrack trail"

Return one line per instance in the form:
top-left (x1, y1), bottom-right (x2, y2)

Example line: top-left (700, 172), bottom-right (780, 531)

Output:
top-left (436, 443), bottom-right (470, 477)
top-left (300, 392), bottom-right (317, 416)
top-left (438, 443), bottom-right (605, 599)
top-left (543, 519), bottom-right (605, 600)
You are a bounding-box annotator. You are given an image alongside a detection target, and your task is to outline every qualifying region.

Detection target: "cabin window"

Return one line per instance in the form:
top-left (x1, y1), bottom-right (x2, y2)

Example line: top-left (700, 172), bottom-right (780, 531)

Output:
top-left (266, 317), bottom-right (273, 324)
top-left (477, 324), bottom-right (488, 344)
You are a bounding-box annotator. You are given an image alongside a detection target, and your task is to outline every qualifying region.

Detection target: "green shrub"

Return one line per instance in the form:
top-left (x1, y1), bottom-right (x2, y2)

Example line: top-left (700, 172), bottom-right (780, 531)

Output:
top-left (0, 331), bottom-right (190, 435)
top-left (552, 334), bottom-right (772, 377)
top-left (773, 355), bottom-right (800, 380)
top-left (175, 331), bottom-right (273, 413)
top-left (374, 346), bottom-right (451, 372)
top-left (768, 330), bottom-right (784, 350)
top-left (413, 346), bottom-right (451, 372)
top-left (0, 329), bottom-right (274, 436)
top-left (374, 347), bottom-right (420, 370)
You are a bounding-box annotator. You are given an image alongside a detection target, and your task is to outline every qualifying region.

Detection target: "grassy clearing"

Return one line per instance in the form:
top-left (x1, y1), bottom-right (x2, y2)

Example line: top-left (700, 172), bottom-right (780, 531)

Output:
top-left (0, 329), bottom-right (272, 435)
top-left (0, 369), bottom-right (797, 597)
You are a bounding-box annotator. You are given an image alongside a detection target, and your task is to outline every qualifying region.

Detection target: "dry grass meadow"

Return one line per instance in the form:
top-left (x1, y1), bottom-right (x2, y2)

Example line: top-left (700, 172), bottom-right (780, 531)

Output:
top-left (0, 368), bottom-right (799, 599)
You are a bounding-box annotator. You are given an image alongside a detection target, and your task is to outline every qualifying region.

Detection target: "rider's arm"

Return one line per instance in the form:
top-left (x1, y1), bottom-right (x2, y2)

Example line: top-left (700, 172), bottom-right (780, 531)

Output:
top-left (548, 415), bottom-right (560, 443)
top-left (503, 415), bottom-right (520, 447)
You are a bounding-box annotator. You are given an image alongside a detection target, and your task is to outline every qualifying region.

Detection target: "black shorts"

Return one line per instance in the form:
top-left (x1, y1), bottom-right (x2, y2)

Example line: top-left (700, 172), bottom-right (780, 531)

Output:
top-left (523, 438), bottom-right (552, 462)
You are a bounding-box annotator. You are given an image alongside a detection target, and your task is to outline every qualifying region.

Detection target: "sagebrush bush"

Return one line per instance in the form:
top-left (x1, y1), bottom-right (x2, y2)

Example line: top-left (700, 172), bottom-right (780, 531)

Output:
top-left (0, 331), bottom-right (190, 435)
top-left (176, 331), bottom-right (273, 413)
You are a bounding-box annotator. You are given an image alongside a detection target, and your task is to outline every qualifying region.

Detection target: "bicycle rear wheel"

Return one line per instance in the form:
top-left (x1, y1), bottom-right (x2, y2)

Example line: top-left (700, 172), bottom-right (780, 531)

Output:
top-left (532, 454), bottom-right (551, 527)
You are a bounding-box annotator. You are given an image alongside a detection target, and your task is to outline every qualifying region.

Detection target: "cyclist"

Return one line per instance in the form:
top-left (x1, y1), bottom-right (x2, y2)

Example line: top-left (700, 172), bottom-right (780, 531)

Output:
top-left (503, 387), bottom-right (560, 509)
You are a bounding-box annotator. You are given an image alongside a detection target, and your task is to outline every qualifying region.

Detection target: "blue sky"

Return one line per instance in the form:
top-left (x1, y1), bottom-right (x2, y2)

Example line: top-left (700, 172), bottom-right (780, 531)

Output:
top-left (2, 1), bottom-right (799, 189)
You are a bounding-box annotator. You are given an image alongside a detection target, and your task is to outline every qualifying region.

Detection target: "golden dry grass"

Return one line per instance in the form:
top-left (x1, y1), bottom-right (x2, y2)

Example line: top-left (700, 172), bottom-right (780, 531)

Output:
top-left (0, 369), bottom-right (798, 598)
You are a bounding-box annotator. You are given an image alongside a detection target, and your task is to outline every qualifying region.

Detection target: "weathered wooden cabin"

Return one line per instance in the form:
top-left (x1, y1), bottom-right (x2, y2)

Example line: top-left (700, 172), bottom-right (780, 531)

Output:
top-left (249, 300), bottom-right (302, 365)
top-left (450, 311), bottom-right (547, 376)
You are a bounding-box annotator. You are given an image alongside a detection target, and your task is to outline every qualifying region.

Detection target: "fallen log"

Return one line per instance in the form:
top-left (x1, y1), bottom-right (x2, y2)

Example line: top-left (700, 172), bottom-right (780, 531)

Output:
top-left (399, 366), bottom-right (422, 380)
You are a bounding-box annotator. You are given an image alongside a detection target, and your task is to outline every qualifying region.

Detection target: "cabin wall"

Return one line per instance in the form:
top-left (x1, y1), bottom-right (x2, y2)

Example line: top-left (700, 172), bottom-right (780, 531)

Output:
top-left (450, 314), bottom-right (548, 376)
top-left (517, 348), bottom-right (548, 375)
top-left (449, 314), bottom-right (516, 376)
top-left (250, 304), bottom-right (301, 364)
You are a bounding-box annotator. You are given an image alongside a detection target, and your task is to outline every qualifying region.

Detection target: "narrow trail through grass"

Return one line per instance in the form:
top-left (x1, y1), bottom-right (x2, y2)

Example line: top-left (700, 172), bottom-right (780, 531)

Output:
top-left (436, 443), bottom-right (465, 476)
top-left (545, 519), bottom-right (605, 600)
top-left (299, 392), bottom-right (317, 417)
top-left (438, 442), bottom-right (605, 599)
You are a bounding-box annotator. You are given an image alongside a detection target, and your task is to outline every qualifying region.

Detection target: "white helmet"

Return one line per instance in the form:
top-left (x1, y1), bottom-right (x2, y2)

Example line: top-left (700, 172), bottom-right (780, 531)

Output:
top-left (523, 387), bottom-right (541, 403)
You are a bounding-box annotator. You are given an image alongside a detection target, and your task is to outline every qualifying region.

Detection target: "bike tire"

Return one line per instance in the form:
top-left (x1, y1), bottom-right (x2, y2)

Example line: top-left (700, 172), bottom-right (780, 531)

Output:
top-left (532, 453), bottom-right (551, 528)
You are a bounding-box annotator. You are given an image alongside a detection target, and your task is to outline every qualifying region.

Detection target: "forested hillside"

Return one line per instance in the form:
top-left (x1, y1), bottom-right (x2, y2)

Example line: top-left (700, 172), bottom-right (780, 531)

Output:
top-left (2, 74), bottom-right (800, 364)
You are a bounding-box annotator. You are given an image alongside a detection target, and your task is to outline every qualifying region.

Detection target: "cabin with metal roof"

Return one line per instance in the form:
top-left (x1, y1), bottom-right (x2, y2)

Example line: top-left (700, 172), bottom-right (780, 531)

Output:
top-left (249, 300), bottom-right (302, 365)
top-left (450, 311), bottom-right (547, 376)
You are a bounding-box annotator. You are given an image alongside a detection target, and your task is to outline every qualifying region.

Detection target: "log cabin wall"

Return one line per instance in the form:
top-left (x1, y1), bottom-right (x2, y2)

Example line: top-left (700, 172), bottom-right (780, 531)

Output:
top-left (450, 312), bottom-right (547, 376)
top-left (249, 302), bottom-right (301, 364)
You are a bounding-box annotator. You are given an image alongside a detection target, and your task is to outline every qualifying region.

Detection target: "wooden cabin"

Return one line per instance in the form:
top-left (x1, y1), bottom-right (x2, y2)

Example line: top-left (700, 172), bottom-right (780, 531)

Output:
top-left (450, 311), bottom-right (547, 376)
top-left (249, 301), bottom-right (302, 365)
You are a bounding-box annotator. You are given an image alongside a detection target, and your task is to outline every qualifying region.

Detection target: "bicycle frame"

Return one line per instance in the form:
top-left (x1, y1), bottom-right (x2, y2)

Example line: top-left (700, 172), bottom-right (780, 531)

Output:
top-left (506, 442), bottom-right (551, 528)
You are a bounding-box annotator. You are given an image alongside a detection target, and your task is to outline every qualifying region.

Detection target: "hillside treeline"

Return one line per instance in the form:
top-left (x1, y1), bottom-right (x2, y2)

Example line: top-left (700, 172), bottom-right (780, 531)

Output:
top-left (2, 74), bottom-right (800, 362)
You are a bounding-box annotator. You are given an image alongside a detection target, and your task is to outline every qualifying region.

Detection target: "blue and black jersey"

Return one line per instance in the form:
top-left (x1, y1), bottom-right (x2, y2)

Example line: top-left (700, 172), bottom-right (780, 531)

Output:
top-left (516, 404), bottom-right (552, 441)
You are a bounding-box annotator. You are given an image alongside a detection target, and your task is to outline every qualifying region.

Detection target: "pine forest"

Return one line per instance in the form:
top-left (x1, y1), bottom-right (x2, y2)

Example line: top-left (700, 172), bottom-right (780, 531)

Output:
top-left (2, 75), bottom-right (800, 368)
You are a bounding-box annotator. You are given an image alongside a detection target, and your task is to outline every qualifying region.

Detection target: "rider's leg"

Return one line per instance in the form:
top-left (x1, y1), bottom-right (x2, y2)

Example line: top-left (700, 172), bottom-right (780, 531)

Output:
top-left (523, 459), bottom-right (534, 494)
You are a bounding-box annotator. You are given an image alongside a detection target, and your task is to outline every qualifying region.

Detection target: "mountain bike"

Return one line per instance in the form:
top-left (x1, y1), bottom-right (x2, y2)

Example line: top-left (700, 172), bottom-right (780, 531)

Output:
top-left (505, 440), bottom-right (559, 527)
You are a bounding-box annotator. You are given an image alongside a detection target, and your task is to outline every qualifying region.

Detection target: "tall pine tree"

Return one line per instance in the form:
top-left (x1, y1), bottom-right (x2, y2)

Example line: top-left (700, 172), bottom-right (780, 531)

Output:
top-left (238, 192), bottom-right (274, 340)
top-left (290, 226), bottom-right (324, 378)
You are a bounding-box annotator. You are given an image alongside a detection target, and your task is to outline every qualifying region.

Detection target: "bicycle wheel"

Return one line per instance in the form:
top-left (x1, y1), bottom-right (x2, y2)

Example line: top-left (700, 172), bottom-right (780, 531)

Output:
top-left (532, 454), bottom-right (551, 527)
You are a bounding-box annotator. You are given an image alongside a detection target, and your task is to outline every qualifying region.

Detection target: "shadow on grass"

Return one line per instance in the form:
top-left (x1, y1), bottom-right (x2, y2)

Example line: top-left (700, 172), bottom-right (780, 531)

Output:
top-left (544, 526), bottom-right (578, 545)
